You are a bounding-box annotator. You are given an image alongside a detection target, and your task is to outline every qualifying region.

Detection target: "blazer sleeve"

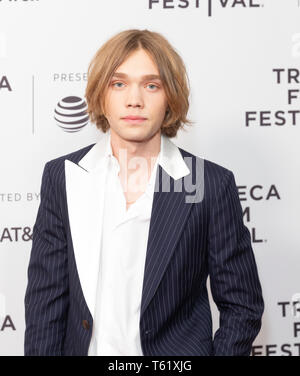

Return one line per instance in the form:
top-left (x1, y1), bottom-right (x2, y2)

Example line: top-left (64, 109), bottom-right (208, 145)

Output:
top-left (24, 162), bottom-right (69, 356)
top-left (207, 169), bottom-right (264, 356)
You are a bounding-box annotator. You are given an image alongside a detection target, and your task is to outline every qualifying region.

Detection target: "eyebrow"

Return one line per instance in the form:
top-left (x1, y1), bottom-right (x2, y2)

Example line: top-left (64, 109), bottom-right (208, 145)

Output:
top-left (112, 72), bottom-right (162, 81)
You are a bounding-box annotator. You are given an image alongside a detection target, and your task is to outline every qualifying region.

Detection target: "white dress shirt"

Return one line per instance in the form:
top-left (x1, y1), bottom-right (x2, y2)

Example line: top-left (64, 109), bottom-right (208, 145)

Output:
top-left (87, 130), bottom-right (190, 356)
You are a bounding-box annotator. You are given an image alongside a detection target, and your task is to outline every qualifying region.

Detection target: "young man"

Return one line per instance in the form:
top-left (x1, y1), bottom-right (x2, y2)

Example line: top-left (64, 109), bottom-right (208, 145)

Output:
top-left (24, 29), bottom-right (264, 356)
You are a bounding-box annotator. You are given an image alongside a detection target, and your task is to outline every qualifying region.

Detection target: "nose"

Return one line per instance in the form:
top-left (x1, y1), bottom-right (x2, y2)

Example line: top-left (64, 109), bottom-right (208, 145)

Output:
top-left (125, 85), bottom-right (144, 108)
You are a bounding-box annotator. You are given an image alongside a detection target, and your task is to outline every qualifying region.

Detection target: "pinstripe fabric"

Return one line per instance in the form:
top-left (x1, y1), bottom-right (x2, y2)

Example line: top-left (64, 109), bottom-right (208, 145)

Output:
top-left (24, 143), bottom-right (264, 356)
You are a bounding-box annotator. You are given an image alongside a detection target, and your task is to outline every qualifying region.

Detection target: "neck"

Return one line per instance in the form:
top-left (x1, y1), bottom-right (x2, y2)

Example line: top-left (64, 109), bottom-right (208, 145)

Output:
top-left (109, 128), bottom-right (161, 191)
top-left (110, 129), bottom-right (161, 161)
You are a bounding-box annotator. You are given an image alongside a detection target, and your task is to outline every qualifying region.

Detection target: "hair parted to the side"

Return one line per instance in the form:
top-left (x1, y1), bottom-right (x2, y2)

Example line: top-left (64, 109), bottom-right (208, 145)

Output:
top-left (85, 29), bottom-right (194, 138)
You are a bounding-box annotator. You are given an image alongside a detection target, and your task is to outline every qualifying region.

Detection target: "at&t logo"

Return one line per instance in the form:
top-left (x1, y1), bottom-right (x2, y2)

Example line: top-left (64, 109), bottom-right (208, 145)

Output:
top-left (54, 96), bottom-right (89, 133)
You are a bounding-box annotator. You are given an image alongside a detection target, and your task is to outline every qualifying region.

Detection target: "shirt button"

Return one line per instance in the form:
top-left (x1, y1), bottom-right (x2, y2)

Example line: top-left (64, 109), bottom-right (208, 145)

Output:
top-left (145, 329), bottom-right (152, 335)
top-left (82, 320), bottom-right (90, 330)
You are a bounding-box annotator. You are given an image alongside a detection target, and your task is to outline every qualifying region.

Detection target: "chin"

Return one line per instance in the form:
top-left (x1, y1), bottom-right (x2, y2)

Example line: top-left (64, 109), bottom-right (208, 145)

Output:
top-left (119, 127), bottom-right (152, 142)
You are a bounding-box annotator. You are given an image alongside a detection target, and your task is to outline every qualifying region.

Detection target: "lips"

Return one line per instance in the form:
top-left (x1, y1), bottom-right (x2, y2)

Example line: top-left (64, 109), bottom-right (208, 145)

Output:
top-left (122, 116), bottom-right (147, 120)
top-left (122, 115), bottom-right (147, 124)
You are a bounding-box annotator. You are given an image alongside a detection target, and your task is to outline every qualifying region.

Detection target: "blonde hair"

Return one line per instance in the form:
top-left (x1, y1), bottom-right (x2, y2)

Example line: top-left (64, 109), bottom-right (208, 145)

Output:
top-left (85, 29), bottom-right (193, 138)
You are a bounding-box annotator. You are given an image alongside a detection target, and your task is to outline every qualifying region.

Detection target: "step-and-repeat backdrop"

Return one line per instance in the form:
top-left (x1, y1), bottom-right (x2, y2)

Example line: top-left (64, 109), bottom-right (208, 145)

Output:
top-left (0, 0), bottom-right (299, 356)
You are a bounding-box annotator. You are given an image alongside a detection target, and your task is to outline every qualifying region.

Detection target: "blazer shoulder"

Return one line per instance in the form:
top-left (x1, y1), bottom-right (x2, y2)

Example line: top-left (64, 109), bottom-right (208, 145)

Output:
top-left (178, 146), bottom-right (233, 183)
top-left (48, 143), bottom-right (95, 166)
top-left (43, 143), bottom-right (96, 183)
top-left (179, 146), bottom-right (235, 208)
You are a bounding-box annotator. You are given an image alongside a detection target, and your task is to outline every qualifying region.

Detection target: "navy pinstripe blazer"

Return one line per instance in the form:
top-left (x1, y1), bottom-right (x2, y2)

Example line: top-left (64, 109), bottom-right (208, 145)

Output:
top-left (24, 141), bottom-right (264, 356)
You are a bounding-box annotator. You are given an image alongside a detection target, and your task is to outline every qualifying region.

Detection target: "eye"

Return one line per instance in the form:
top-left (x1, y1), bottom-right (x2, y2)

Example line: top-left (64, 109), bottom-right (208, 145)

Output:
top-left (112, 81), bottom-right (124, 88)
top-left (147, 83), bottom-right (159, 90)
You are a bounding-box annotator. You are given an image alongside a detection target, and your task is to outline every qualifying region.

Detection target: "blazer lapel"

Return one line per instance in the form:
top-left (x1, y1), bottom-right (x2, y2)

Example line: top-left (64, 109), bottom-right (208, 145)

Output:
top-left (65, 133), bottom-right (109, 318)
top-left (140, 164), bottom-right (195, 318)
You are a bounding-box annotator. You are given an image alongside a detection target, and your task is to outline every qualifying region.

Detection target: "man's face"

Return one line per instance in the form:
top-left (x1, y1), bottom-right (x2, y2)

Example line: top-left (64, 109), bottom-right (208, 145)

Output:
top-left (104, 48), bottom-right (168, 142)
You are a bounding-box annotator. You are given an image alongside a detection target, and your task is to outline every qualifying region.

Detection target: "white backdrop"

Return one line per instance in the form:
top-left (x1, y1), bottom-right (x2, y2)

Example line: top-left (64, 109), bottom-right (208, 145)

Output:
top-left (0, 0), bottom-right (299, 356)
